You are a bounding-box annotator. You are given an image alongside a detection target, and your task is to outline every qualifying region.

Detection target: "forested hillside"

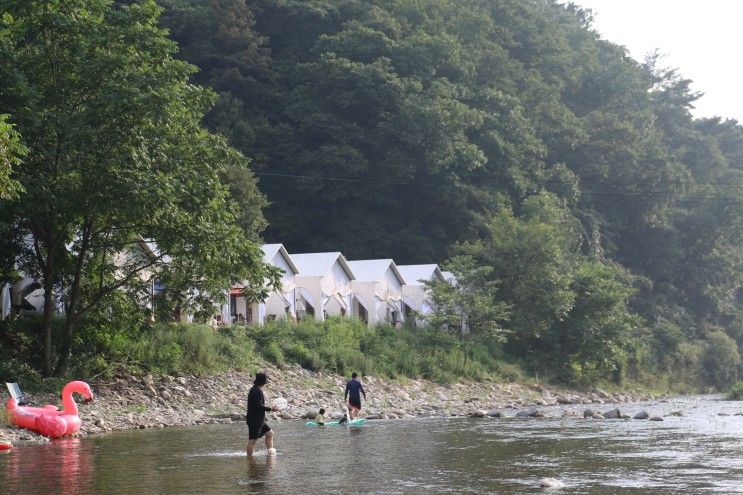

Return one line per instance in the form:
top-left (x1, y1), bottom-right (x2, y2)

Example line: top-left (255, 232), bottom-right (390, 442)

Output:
top-left (159, 0), bottom-right (743, 387)
top-left (1, 0), bottom-right (741, 389)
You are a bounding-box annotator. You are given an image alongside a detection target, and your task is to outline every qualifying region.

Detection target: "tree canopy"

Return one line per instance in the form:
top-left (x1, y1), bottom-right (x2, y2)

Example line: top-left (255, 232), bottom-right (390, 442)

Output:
top-left (0, 0), bottom-right (274, 375)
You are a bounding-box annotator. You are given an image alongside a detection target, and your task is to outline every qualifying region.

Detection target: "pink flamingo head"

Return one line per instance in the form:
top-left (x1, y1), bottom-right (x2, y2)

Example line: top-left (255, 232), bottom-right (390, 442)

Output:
top-left (61, 381), bottom-right (94, 415)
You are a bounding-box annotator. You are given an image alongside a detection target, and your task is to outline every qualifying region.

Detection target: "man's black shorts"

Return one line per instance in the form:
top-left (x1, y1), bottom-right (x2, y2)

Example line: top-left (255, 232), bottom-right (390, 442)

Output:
top-left (248, 422), bottom-right (271, 440)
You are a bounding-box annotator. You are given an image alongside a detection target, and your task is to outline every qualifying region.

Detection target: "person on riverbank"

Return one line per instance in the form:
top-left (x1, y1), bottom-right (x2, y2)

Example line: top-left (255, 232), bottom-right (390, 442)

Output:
top-left (344, 372), bottom-right (366, 420)
top-left (246, 372), bottom-right (278, 457)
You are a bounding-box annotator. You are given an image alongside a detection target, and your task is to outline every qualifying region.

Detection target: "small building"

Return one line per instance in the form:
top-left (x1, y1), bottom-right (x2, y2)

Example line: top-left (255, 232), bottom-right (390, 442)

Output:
top-left (227, 243), bottom-right (300, 325)
top-left (347, 259), bottom-right (406, 327)
top-left (291, 252), bottom-right (356, 321)
top-left (398, 264), bottom-right (446, 326)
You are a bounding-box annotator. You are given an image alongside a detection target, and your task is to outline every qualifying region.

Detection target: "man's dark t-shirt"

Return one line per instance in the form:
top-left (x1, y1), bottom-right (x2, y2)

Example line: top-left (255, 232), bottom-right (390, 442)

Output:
top-left (345, 378), bottom-right (365, 404)
top-left (246, 385), bottom-right (271, 425)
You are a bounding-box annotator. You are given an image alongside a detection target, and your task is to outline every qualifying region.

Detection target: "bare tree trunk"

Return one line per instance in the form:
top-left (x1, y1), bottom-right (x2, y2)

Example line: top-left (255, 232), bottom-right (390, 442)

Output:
top-left (55, 218), bottom-right (91, 376)
top-left (41, 277), bottom-right (55, 377)
top-left (55, 293), bottom-right (79, 377)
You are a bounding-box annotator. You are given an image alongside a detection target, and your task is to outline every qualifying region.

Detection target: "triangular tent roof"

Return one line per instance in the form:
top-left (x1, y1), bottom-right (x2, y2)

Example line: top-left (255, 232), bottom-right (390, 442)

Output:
top-left (290, 252), bottom-right (355, 280)
top-left (397, 264), bottom-right (445, 286)
top-left (261, 243), bottom-right (300, 275)
top-left (347, 259), bottom-right (405, 285)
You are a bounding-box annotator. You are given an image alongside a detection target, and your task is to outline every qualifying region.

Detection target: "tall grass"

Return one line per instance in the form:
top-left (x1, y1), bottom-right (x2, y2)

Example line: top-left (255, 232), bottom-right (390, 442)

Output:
top-left (0, 316), bottom-right (520, 388)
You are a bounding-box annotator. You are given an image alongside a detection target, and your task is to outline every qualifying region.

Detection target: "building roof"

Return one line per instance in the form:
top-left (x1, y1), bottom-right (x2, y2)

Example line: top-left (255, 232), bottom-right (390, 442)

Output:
top-left (441, 271), bottom-right (456, 284)
top-left (290, 252), bottom-right (355, 280)
top-left (261, 243), bottom-right (299, 274)
top-left (347, 259), bottom-right (405, 285)
top-left (397, 264), bottom-right (445, 285)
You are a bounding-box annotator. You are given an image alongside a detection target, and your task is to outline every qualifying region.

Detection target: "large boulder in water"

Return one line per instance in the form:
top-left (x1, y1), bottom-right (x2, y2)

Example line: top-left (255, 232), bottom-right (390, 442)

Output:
top-left (633, 411), bottom-right (649, 420)
top-left (603, 408), bottom-right (621, 419)
top-left (583, 408), bottom-right (596, 418)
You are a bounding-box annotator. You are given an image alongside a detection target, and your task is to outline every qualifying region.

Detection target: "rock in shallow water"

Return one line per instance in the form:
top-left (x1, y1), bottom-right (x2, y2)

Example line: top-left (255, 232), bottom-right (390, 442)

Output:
top-left (539, 477), bottom-right (565, 488)
top-left (603, 408), bottom-right (621, 419)
top-left (633, 411), bottom-right (649, 420)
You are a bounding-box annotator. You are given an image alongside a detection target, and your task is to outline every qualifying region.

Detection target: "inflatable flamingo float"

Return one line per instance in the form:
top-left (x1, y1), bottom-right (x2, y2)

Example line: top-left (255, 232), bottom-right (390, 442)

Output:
top-left (6, 381), bottom-right (93, 438)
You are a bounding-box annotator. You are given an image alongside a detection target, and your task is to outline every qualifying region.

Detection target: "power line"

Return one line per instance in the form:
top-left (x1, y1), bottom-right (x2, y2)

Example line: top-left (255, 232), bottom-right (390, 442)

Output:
top-left (255, 171), bottom-right (743, 201)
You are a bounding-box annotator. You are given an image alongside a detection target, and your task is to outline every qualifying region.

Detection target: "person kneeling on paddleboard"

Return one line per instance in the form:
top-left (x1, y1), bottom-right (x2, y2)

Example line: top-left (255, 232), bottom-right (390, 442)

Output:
top-left (246, 372), bottom-right (279, 457)
top-left (344, 372), bottom-right (366, 420)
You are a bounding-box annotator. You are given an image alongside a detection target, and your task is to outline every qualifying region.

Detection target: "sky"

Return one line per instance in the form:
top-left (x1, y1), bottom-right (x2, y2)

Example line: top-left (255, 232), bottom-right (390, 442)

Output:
top-left (574, 0), bottom-right (742, 122)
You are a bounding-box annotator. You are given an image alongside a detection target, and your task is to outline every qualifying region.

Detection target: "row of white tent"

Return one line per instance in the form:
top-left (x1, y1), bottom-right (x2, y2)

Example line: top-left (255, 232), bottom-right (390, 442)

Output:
top-left (0, 242), bottom-right (452, 328)
top-left (222, 244), bottom-right (452, 327)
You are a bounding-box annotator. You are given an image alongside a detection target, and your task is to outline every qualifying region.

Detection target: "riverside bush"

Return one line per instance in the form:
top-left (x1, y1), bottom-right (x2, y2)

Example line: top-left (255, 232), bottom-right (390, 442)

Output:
top-left (727, 381), bottom-right (743, 400)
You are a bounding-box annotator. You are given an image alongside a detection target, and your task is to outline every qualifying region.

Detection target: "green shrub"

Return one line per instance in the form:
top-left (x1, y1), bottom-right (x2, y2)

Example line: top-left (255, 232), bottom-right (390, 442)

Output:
top-left (727, 381), bottom-right (743, 400)
top-left (263, 341), bottom-right (285, 366)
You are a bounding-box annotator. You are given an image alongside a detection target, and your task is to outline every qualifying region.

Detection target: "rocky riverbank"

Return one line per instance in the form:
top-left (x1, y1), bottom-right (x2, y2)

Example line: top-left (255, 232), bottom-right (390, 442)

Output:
top-left (1, 364), bottom-right (660, 445)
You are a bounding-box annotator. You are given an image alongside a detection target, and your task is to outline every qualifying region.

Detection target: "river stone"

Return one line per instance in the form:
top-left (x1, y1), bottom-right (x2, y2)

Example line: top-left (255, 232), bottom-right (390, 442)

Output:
top-left (603, 408), bottom-right (621, 419)
top-left (516, 408), bottom-right (544, 418)
top-left (666, 411), bottom-right (683, 417)
top-left (302, 411), bottom-right (316, 419)
top-left (539, 478), bottom-right (565, 488)
top-left (556, 396), bottom-right (573, 404)
top-left (583, 408), bottom-right (596, 418)
top-left (633, 411), bottom-right (649, 420)
top-left (650, 416), bottom-right (664, 421)
top-left (718, 412), bottom-right (730, 416)
top-left (592, 413), bottom-right (604, 419)
top-left (488, 410), bottom-right (503, 418)
top-left (470, 410), bottom-right (488, 418)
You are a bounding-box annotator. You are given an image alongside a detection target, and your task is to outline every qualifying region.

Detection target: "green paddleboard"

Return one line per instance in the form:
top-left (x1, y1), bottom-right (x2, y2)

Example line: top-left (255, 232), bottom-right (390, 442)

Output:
top-left (305, 418), bottom-right (366, 427)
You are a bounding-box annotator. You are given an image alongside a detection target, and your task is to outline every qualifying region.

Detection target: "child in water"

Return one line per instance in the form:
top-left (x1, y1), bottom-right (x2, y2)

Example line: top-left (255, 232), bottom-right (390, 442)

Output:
top-left (338, 406), bottom-right (349, 425)
top-left (315, 408), bottom-right (325, 426)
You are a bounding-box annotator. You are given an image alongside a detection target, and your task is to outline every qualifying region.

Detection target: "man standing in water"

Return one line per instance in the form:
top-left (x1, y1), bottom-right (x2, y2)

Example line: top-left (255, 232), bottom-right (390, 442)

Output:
top-left (246, 372), bottom-right (278, 457)
top-left (344, 372), bottom-right (366, 420)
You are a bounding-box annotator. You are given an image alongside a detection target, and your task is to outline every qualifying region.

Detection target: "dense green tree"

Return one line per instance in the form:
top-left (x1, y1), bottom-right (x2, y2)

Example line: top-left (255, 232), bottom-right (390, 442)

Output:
top-left (0, 0), bottom-right (273, 376)
top-left (0, 115), bottom-right (24, 200)
top-left (424, 255), bottom-right (510, 368)
top-left (551, 261), bottom-right (640, 383)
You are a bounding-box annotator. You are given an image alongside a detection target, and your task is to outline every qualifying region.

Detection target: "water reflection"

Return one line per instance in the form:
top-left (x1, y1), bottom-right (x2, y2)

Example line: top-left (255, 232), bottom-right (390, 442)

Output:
top-left (4, 438), bottom-right (92, 495)
top-left (244, 455), bottom-right (275, 493)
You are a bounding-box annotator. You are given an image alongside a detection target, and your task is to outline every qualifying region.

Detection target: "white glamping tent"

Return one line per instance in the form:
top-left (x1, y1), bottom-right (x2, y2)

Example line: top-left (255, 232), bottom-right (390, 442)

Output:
top-left (291, 252), bottom-right (356, 321)
top-left (397, 264), bottom-right (446, 326)
top-left (347, 259), bottom-right (406, 327)
top-left (227, 243), bottom-right (300, 324)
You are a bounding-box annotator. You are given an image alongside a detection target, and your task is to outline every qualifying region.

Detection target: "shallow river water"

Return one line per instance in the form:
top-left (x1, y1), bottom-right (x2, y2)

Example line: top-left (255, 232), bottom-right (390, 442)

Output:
top-left (2, 395), bottom-right (743, 494)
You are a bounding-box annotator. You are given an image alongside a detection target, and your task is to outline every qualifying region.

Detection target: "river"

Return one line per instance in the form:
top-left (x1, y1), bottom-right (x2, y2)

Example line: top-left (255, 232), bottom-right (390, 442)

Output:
top-left (2, 395), bottom-right (743, 494)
